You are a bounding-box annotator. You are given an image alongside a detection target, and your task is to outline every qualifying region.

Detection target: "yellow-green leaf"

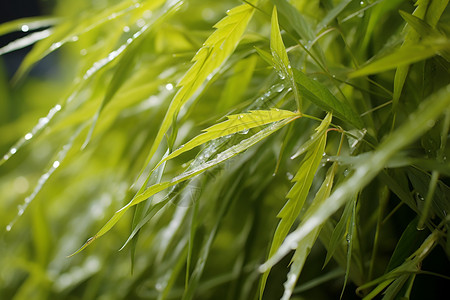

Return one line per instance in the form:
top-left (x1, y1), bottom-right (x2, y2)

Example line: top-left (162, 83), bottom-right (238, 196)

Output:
top-left (140, 2), bottom-right (257, 178)
top-left (260, 113), bottom-right (331, 298)
top-left (270, 6), bottom-right (301, 110)
top-left (153, 109), bottom-right (299, 170)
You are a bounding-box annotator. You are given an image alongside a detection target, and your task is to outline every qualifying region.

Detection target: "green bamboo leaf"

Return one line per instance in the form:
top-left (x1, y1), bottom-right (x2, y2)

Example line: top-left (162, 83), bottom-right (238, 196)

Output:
top-left (260, 113), bottom-right (331, 298)
top-left (82, 0), bottom-right (183, 148)
top-left (260, 83), bottom-right (450, 272)
top-left (400, 10), bottom-right (450, 61)
top-left (140, 2), bottom-right (257, 180)
top-left (271, 0), bottom-right (314, 42)
top-left (392, 0), bottom-right (448, 109)
top-left (341, 195), bottom-right (357, 299)
top-left (0, 16), bottom-right (59, 36)
top-left (0, 29), bottom-right (52, 56)
top-left (293, 68), bottom-right (363, 128)
top-left (323, 195), bottom-right (353, 268)
top-left (270, 6), bottom-right (301, 109)
top-left (13, 0), bottom-right (163, 81)
top-left (282, 163), bottom-right (337, 300)
top-left (69, 115), bottom-right (295, 256)
top-left (350, 38), bottom-right (450, 78)
top-left (359, 230), bottom-right (440, 299)
top-left (316, 0), bottom-right (352, 32)
top-left (386, 218), bottom-right (427, 272)
top-left (183, 175), bottom-right (241, 300)
top-left (153, 109), bottom-right (299, 170)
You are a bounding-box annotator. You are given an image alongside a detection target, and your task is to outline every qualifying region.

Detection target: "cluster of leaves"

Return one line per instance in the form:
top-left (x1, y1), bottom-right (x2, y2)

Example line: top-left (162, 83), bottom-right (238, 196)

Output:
top-left (1, 0), bottom-right (449, 299)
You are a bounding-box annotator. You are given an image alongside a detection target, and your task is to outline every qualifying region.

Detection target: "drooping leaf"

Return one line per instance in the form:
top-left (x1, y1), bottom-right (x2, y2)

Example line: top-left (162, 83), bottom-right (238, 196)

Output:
top-left (281, 162), bottom-right (337, 300)
top-left (260, 113), bottom-right (331, 298)
top-left (82, 0), bottom-right (183, 148)
top-left (69, 115), bottom-right (296, 256)
top-left (140, 2), bottom-right (258, 177)
top-left (13, 0), bottom-right (166, 81)
top-left (260, 83), bottom-right (450, 272)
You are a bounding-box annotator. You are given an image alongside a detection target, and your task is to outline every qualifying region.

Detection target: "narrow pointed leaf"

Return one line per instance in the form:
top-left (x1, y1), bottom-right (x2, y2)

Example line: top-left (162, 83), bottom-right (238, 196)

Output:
top-left (293, 68), bottom-right (363, 128)
top-left (350, 38), bottom-right (450, 78)
top-left (260, 113), bottom-right (331, 298)
top-left (270, 6), bottom-right (301, 109)
top-left (281, 163), bottom-right (337, 300)
top-left (260, 83), bottom-right (450, 271)
top-left (154, 109), bottom-right (299, 170)
top-left (141, 2), bottom-right (257, 174)
top-left (69, 116), bottom-right (296, 255)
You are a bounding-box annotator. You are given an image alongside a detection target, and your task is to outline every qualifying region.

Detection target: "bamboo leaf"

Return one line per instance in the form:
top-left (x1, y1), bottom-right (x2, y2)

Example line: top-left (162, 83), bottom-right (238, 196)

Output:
top-left (260, 113), bottom-right (331, 298)
top-left (69, 116), bottom-right (296, 256)
top-left (281, 163), bottom-right (337, 300)
top-left (82, 0), bottom-right (182, 148)
top-left (323, 196), bottom-right (353, 268)
top-left (270, 6), bottom-right (301, 110)
top-left (392, 0), bottom-right (448, 109)
top-left (293, 68), bottom-right (363, 128)
top-left (260, 83), bottom-right (450, 272)
top-left (316, 0), bottom-right (353, 31)
top-left (350, 38), bottom-right (450, 78)
top-left (140, 2), bottom-right (257, 176)
top-left (153, 109), bottom-right (299, 170)
top-left (0, 16), bottom-right (59, 36)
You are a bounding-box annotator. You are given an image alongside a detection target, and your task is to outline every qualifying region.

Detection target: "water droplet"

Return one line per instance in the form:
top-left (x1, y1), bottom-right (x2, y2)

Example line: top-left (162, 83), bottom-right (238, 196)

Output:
top-left (54, 104), bottom-right (62, 111)
top-left (240, 129), bottom-right (249, 135)
top-left (136, 19), bottom-right (145, 28)
top-left (10, 148), bottom-right (17, 154)
top-left (18, 207), bottom-right (24, 216)
top-left (24, 133), bottom-right (33, 140)
top-left (123, 26), bottom-right (130, 33)
top-left (53, 161), bottom-right (60, 168)
top-left (71, 36), bottom-right (79, 42)
top-left (80, 49), bottom-right (87, 56)
top-left (165, 83), bottom-right (174, 91)
top-left (286, 172), bottom-right (293, 180)
top-left (274, 84), bottom-right (285, 92)
top-left (6, 224), bottom-right (12, 231)
top-left (39, 117), bottom-right (49, 125)
top-left (143, 10), bottom-right (152, 19)
top-left (108, 13), bottom-right (118, 20)
top-left (21, 25), bottom-right (29, 32)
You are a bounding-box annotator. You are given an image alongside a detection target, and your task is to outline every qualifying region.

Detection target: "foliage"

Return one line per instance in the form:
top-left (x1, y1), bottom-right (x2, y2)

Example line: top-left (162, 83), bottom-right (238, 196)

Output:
top-left (1, 0), bottom-right (449, 299)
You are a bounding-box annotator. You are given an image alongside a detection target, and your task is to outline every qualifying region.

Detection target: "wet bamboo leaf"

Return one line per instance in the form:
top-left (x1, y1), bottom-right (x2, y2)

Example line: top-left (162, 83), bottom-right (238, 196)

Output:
top-left (260, 113), bottom-right (331, 298)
